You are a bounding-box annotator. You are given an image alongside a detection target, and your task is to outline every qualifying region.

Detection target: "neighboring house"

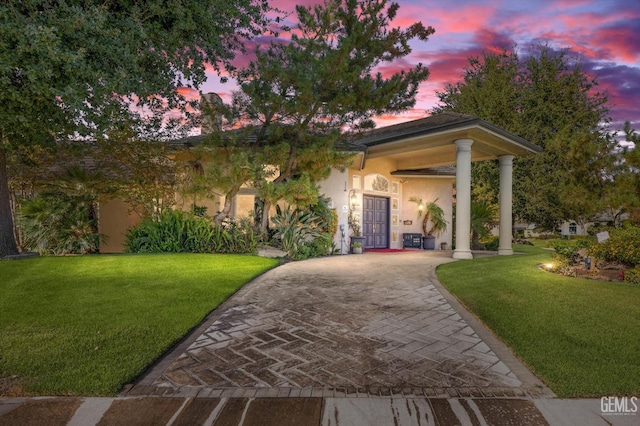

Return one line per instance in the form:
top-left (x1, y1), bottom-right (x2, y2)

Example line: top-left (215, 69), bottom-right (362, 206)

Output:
top-left (523, 211), bottom-right (630, 238)
top-left (99, 111), bottom-right (541, 258)
top-left (559, 221), bottom-right (588, 237)
top-left (521, 221), bottom-right (590, 238)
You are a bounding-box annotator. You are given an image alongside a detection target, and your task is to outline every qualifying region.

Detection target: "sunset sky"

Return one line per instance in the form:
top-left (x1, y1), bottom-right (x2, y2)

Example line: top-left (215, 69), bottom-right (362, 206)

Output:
top-left (192, 0), bottom-right (640, 138)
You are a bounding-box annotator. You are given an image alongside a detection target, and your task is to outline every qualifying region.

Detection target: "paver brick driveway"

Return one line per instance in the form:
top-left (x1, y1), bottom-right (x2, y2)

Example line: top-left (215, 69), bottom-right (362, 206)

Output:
top-left (143, 251), bottom-right (549, 398)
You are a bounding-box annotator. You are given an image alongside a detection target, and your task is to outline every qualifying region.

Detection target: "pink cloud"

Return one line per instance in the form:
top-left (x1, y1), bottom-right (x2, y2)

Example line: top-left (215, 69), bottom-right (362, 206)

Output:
top-left (374, 108), bottom-right (428, 126)
top-left (473, 29), bottom-right (516, 52)
top-left (592, 23), bottom-right (640, 63)
top-left (188, 0), bottom-right (640, 133)
top-left (391, 4), bottom-right (440, 30)
top-left (586, 62), bottom-right (640, 126)
top-left (420, 52), bottom-right (473, 86)
top-left (557, 11), bottom-right (615, 29)
top-left (396, 3), bottom-right (497, 36)
top-left (270, 0), bottom-right (319, 14)
top-left (176, 87), bottom-right (199, 100)
top-left (443, 5), bottom-right (496, 33)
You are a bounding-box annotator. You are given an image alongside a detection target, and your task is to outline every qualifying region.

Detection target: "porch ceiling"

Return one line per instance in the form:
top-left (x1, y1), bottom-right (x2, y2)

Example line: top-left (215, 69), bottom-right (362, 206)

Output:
top-left (353, 112), bottom-right (541, 170)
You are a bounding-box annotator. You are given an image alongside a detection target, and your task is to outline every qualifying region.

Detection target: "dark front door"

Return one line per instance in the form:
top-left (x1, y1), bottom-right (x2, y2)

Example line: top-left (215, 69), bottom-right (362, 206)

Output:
top-left (363, 195), bottom-right (389, 249)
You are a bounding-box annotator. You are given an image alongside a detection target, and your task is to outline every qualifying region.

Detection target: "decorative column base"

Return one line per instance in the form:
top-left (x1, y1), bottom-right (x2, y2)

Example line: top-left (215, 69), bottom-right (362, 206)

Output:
top-left (498, 248), bottom-right (513, 256)
top-left (453, 250), bottom-right (473, 260)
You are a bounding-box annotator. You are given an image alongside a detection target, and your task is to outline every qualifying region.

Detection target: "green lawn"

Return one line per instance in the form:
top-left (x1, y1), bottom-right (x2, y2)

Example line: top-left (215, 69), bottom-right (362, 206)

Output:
top-left (436, 245), bottom-right (640, 397)
top-left (529, 238), bottom-right (555, 248)
top-left (0, 254), bottom-right (278, 396)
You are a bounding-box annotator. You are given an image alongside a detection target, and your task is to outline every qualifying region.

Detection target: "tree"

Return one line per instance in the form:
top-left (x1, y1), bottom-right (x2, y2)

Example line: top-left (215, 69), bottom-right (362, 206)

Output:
top-left (618, 121), bottom-right (640, 223)
top-left (0, 0), bottom-right (272, 256)
top-left (230, 0), bottom-right (435, 231)
top-left (433, 46), bottom-right (616, 231)
top-left (188, 97), bottom-right (266, 226)
top-left (96, 128), bottom-right (180, 219)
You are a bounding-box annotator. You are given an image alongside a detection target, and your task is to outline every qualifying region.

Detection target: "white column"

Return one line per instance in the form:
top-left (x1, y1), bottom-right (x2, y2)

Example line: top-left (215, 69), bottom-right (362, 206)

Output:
top-left (453, 139), bottom-right (473, 260)
top-left (498, 155), bottom-right (515, 255)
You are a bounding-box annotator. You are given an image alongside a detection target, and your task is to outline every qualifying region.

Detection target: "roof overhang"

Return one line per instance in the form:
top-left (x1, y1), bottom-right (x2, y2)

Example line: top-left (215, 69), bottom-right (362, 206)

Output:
top-left (391, 166), bottom-right (456, 179)
top-left (351, 113), bottom-right (541, 170)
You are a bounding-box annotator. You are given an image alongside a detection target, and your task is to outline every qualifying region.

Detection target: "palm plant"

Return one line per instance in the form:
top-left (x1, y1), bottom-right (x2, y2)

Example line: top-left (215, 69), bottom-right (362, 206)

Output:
top-left (19, 192), bottom-right (99, 255)
top-left (16, 165), bottom-right (108, 255)
top-left (409, 197), bottom-right (447, 237)
top-left (45, 165), bottom-right (106, 237)
top-left (470, 200), bottom-right (498, 249)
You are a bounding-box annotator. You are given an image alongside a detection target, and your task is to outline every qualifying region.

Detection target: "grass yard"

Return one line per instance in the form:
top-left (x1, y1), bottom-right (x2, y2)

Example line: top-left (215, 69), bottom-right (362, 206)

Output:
top-left (0, 253), bottom-right (278, 396)
top-left (436, 245), bottom-right (640, 397)
top-left (529, 238), bottom-right (555, 248)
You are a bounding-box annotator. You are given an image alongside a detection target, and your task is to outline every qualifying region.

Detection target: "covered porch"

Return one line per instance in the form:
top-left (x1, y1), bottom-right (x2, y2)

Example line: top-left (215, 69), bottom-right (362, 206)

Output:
top-left (341, 112), bottom-right (541, 259)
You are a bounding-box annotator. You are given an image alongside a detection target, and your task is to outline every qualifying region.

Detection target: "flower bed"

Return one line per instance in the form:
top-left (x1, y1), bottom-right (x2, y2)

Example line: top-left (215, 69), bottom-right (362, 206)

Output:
top-left (542, 228), bottom-right (639, 283)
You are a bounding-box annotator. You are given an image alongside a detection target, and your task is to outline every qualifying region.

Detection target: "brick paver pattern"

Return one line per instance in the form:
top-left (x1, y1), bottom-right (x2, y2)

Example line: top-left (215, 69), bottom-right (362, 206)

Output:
top-left (151, 253), bottom-right (527, 397)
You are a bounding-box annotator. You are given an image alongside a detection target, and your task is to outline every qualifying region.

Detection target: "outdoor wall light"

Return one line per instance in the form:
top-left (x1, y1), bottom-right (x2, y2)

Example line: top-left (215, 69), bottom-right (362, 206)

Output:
top-left (418, 202), bottom-right (424, 212)
top-left (349, 190), bottom-right (358, 208)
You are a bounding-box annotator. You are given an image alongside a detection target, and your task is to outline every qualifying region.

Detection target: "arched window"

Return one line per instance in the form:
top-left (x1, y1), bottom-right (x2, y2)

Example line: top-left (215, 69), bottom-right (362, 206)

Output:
top-left (363, 174), bottom-right (390, 192)
top-left (569, 222), bottom-right (577, 235)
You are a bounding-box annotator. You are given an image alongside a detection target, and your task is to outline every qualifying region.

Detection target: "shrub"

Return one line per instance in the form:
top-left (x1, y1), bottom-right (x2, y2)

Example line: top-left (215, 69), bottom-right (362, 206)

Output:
top-left (589, 226), bottom-right (640, 267)
top-left (222, 217), bottom-right (260, 254)
top-left (126, 210), bottom-right (206, 253)
top-left (310, 195), bottom-right (338, 237)
top-left (587, 223), bottom-right (613, 236)
top-left (483, 236), bottom-right (500, 251)
top-left (300, 235), bottom-right (334, 258)
top-left (18, 193), bottom-right (99, 255)
top-left (271, 206), bottom-right (327, 260)
top-left (624, 266), bottom-right (640, 284)
top-left (125, 210), bottom-right (258, 254)
top-left (551, 238), bottom-right (591, 265)
top-left (192, 205), bottom-right (208, 217)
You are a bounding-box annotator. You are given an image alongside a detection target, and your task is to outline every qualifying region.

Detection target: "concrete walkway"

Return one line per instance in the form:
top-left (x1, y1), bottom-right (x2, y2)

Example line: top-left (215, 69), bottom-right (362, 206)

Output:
top-left (1, 251), bottom-right (637, 425)
top-left (3, 395), bottom-right (637, 425)
top-left (140, 251), bottom-right (548, 398)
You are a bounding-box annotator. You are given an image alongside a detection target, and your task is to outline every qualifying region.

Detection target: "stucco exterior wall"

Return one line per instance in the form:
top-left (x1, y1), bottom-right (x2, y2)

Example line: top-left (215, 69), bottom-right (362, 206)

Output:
top-left (318, 168), bottom-right (349, 254)
top-left (175, 192), bottom-right (223, 217)
top-left (98, 198), bottom-right (141, 253)
top-left (234, 193), bottom-right (255, 219)
top-left (400, 178), bottom-right (454, 250)
top-left (346, 157), bottom-right (454, 250)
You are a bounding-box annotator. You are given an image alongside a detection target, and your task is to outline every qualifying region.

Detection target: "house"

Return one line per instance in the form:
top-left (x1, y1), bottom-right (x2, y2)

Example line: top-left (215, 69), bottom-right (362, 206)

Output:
top-left (99, 111), bottom-right (542, 258)
top-left (321, 112), bottom-right (541, 258)
top-left (522, 222), bottom-right (591, 238)
top-left (522, 210), bottom-right (630, 238)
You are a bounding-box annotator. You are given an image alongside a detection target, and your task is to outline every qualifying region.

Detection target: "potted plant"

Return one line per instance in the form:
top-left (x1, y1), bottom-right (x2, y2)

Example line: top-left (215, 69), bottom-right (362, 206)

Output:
top-left (348, 206), bottom-right (366, 253)
top-left (409, 197), bottom-right (447, 250)
top-left (351, 241), bottom-right (363, 254)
